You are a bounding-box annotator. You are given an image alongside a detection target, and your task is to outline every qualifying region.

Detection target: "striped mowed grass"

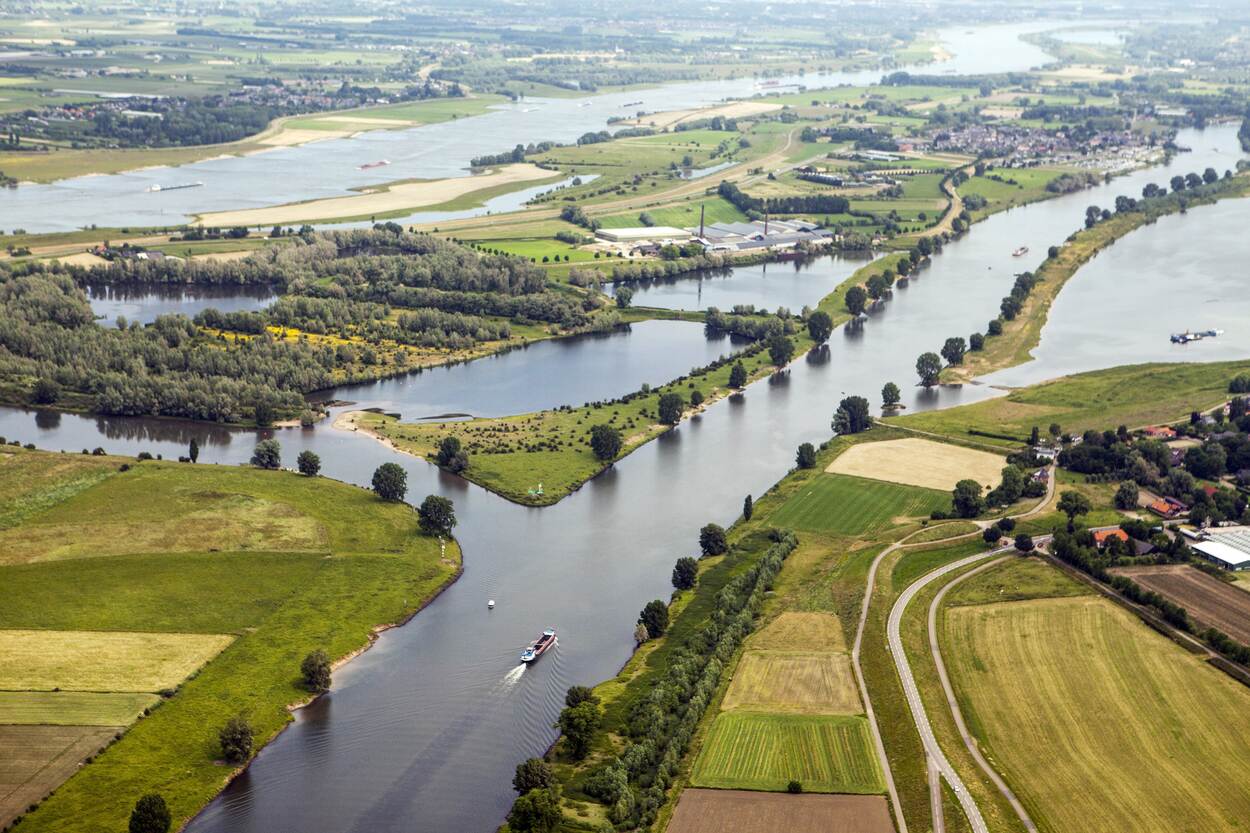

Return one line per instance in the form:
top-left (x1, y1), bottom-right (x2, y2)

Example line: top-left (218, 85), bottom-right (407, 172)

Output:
top-left (769, 474), bottom-right (950, 536)
top-left (691, 712), bottom-right (883, 794)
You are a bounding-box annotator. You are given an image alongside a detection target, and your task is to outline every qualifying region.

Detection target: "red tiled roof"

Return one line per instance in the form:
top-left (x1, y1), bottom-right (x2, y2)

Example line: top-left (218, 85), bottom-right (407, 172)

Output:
top-left (1094, 529), bottom-right (1129, 545)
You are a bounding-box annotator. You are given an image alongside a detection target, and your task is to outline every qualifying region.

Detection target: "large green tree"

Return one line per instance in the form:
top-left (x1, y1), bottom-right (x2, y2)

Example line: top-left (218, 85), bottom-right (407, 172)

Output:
top-left (250, 439), bottom-right (281, 470)
top-left (672, 556), bottom-right (698, 590)
top-left (129, 794), bottom-right (171, 833)
top-left (845, 285), bottom-right (868, 316)
top-left (418, 494), bottom-right (457, 535)
top-left (638, 599), bottom-right (670, 638)
top-left (1057, 490), bottom-right (1091, 531)
top-left (657, 392), bottom-right (685, 425)
top-left (952, 479), bottom-right (985, 518)
top-left (832, 395), bottom-right (872, 434)
top-left (699, 522), bottom-right (728, 556)
top-left (371, 462), bottom-right (408, 501)
top-left (916, 352), bottom-right (942, 387)
top-left (590, 424), bottom-right (623, 461)
top-left (806, 310), bottom-right (834, 344)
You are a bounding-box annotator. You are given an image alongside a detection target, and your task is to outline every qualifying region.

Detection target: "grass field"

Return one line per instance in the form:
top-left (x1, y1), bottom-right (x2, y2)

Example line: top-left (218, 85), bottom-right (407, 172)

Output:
top-left (595, 196), bottom-right (748, 230)
top-left (691, 711), bottom-right (884, 793)
top-left (668, 790), bottom-right (894, 833)
top-left (0, 452), bottom-right (117, 531)
top-left (0, 449), bottom-right (459, 833)
top-left (769, 473), bottom-right (950, 536)
top-left (946, 556), bottom-right (1090, 606)
top-left (895, 360), bottom-right (1250, 446)
top-left (944, 594), bottom-right (1250, 832)
top-left (825, 437), bottom-right (1005, 491)
top-left (958, 167), bottom-right (1068, 219)
top-left (0, 692), bottom-right (157, 726)
top-left (0, 630), bottom-right (232, 692)
top-left (722, 652), bottom-right (860, 714)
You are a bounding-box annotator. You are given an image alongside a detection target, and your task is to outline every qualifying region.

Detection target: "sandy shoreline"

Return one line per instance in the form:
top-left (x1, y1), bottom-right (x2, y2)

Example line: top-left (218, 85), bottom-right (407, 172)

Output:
top-left (332, 410), bottom-right (426, 461)
top-left (194, 163), bottom-right (559, 227)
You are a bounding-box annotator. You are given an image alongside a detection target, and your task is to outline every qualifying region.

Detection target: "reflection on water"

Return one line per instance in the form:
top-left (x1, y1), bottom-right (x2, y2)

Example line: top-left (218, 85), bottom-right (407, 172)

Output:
top-left (86, 283), bottom-right (278, 328)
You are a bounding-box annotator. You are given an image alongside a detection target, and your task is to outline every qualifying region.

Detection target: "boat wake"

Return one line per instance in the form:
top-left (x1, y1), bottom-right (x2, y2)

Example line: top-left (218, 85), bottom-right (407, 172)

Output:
top-left (498, 664), bottom-right (526, 692)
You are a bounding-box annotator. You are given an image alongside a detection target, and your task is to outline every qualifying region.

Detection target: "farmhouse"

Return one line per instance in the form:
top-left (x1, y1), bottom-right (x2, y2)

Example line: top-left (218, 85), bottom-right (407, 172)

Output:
top-left (1143, 425), bottom-right (1178, 439)
top-left (1191, 526), bottom-right (1250, 571)
top-left (1147, 496), bottom-right (1187, 519)
top-left (1093, 529), bottom-right (1129, 548)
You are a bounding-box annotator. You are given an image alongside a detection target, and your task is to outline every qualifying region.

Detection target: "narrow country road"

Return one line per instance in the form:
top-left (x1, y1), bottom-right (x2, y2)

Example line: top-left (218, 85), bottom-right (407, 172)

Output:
top-left (930, 557), bottom-right (1040, 833)
top-left (887, 547), bottom-right (1007, 833)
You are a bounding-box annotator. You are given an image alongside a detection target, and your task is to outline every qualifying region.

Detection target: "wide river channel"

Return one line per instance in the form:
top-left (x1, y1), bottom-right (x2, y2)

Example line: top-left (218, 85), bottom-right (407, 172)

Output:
top-left (3, 31), bottom-right (1248, 833)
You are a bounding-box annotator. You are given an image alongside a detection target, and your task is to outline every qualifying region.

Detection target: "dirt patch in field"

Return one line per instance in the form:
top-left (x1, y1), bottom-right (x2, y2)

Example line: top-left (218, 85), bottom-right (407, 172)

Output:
top-left (1110, 564), bottom-right (1250, 644)
top-left (53, 252), bottom-right (110, 268)
top-left (195, 163), bottom-right (558, 226)
top-left (722, 651), bottom-right (860, 714)
top-left (0, 725), bottom-right (119, 828)
top-left (188, 249), bottom-right (255, 263)
top-left (748, 611), bottom-right (847, 652)
top-left (825, 437), bottom-right (1005, 492)
top-left (668, 789), bottom-right (893, 833)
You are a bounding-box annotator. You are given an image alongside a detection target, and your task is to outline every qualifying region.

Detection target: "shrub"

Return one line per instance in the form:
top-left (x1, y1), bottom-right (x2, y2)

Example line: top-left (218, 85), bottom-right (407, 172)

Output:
top-left (699, 523), bottom-right (728, 556)
top-left (250, 439), bottom-right (281, 469)
top-left (638, 599), bottom-right (670, 638)
top-left (296, 450), bottom-right (321, 477)
top-left (795, 442), bottom-right (817, 469)
top-left (301, 649), bottom-right (331, 693)
top-left (129, 794), bottom-right (171, 833)
top-left (672, 557), bottom-right (698, 590)
top-left (218, 715), bottom-right (253, 763)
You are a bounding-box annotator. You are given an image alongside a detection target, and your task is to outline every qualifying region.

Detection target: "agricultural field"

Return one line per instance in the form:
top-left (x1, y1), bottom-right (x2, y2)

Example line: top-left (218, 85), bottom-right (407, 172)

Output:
top-left (595, 196), bottom-right (748, 230)
top-left (667, 790), bottom-right (894, 833)
top-left (721, 652), bottom-right (860, 714)
top-left (745, 611), bottom-right (847, 653)
top-left (769, 473), bottom-right (951, 536)
top-left (942, 593), bottom-right (1250, 832)
top-left (0, 448), bottom-right (458, 833)
top-left (946, 556), bottom-right (1090, 606)
top-left (690, 712), bottom-right (884, 794)
top-left (958, 167), bottom-right (1069, 218)
top-left (894, 360), bottom-right (1250, 446)
top-left (825, 437), bottom-right (1005, 492)
top-left (1110, 564), bottom-right (1250, 644)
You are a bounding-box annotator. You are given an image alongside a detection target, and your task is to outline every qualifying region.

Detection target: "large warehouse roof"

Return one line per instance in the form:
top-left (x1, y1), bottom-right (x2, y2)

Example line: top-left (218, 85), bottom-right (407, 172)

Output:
top-left (1192, 527), bottom-right (1250, 569)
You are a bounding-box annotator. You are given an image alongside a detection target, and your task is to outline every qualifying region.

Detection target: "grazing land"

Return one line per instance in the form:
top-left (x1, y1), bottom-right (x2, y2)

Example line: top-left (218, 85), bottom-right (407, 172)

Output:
top-left (667, 790), bottom-right (895, 833)
top-left (721, 652), bottom-right (860, 714)
top-left (1110, 564), bottom-right (1250, 644)
top-left (946, 556), bottom-right (1090, 606)
top-left (0, 448), bottom-right (458, 833)
top-left (825, 437), bottom-right (1005, 491)
top-left (691, 712), bottom-right (884, 794)
top-left (943, 594), bottom-right (1250, 833)
top-left (895, 360), bottom-right (1250, 446)
top-left (769, 473), bottom-right (951, 536)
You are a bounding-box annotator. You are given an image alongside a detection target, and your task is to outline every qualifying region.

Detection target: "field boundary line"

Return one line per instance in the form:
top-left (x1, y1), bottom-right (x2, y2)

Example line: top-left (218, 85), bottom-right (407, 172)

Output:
top-left (930, 556), bottom-right (1039, 833)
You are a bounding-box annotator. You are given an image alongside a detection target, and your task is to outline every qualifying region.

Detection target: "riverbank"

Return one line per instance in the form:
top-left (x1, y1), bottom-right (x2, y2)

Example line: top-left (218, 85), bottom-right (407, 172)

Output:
top-left (343, 249), bottom-right (915, 506)
top-left (944, 173), bottom-right (1250, 384)
top-left (0, 96), bottom-right (504, 185)
top-left (0, 451), bottom-right (462, 833)
top-left (192, 163), bottom-right (564, 228)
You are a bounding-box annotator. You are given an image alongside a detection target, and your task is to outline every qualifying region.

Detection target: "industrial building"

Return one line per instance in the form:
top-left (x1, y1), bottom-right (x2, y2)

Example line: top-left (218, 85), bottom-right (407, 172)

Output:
top-left (1191, 526), bottom-right (1250, 570)
top-left (692, 219), bottom-right (834, 253)
top-left (595, 226), bottom-right (692, 243)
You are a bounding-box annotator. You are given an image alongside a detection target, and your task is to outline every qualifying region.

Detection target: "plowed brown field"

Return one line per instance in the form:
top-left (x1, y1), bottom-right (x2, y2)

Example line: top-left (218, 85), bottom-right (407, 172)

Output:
top-left (668, 789), bottom-right (893, 833)
top-left (1111, 564), bottom-right (1250, 644)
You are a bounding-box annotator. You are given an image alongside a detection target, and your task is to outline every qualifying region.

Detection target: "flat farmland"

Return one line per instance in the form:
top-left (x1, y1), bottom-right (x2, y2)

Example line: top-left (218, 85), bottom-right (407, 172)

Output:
top-left (747, 612), bottom-right (847, 652)
top-left (721, 652), bottom-right (860, 714)
top-left (691, 712), bottom-right (883, 794)
top-left (0, 725), bottom-right (118, 827)
top-left (825, 438), bottom-right (1005, 492)
top-left (1110, 564), bottom-right (1250, 644)
top-left (943, 595), bottom-right (1250, 832)
top-left (667, 790), bottom-right (894, 833)
top-left (769, 474), bottom-right (950, 536)
top-left (0, 630), bottom-right (233, 692)
top-left (0, 692), bottom-right (157, 725)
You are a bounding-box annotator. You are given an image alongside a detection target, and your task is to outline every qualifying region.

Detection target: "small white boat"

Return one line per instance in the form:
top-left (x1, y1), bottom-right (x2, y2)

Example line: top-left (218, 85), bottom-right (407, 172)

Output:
top-left (1012, 246), bottom-right (1029, 257)
top-left (488, 599), bottom-right (495, 609)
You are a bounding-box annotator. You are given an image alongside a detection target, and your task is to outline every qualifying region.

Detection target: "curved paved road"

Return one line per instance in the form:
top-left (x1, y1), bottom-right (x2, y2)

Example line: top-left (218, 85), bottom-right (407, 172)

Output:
top-left (930, 557), bottom-right (1040, 833)
top-left (887, 547), bottom-right (1006, 833)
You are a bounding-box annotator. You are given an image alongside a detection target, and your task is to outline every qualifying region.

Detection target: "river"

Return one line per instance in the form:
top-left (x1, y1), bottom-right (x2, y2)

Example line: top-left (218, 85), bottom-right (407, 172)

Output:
top-left (0, 22), bottom-right (1062, 233)
top-left (4, 30), bottom-right (1246, 833)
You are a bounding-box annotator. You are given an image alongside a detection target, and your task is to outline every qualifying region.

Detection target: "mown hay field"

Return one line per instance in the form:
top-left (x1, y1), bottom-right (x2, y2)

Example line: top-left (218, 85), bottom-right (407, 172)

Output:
top-left (721, 652), bottom-right (860, 714)
top-left (0, 629), bottom-right (233, 692)
top-left (944, 595), bottom-right (1250, 832)
top-left (667, 790), bottom-right (894, 833)
top-left (769, 474), bottom-right (949, 536)
top-left (0, 692), bottom-right (157, 725)
top-left (747, 611), bottom-right (847, 653)
top-left (825, 437), bottom-right (1005, 492)
top-left (691, 712), bottom-right (883, 794)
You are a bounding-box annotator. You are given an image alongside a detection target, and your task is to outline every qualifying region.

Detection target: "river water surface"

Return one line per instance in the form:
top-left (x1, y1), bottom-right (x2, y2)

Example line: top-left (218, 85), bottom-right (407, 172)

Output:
top-left (3, 32), bottom-right (1246, 833)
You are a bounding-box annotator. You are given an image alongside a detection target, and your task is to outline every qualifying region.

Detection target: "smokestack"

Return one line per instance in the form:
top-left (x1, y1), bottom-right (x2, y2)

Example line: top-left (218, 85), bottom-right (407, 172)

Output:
top-left (699, 203), bottom-right (705, 239)
top-left (764, 211), bottom-right (769, 236)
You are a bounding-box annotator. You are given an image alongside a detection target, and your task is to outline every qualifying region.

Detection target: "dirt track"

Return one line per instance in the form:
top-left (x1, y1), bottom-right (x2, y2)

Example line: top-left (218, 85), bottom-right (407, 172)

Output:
top-left (668, 789), bottom-right (893, 833)
top-left (1111, 564), bottom-right (1250, 644)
